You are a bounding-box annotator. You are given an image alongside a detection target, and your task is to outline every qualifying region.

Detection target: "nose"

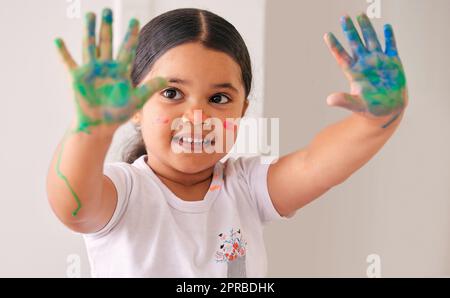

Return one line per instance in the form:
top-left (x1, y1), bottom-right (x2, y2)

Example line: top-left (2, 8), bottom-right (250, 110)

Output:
top-left (181, 106), bottom-right (211, 125)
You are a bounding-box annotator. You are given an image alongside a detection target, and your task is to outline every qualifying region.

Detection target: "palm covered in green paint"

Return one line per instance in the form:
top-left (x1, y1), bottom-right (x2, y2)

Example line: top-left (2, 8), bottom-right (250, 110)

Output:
top-left (324, 14), bottom-right (407, 125)
top-left (55, 9), bottom-right (166, 133)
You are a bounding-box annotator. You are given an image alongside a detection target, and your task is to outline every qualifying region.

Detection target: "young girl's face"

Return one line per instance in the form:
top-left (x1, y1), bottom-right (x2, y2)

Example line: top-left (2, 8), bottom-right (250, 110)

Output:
top-left (134, 42), bottom-right (249, 174)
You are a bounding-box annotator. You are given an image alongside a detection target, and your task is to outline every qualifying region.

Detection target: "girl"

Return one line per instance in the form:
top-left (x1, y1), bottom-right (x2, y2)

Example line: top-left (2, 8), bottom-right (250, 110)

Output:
top-left (47, 8), bottom-right (407, 277)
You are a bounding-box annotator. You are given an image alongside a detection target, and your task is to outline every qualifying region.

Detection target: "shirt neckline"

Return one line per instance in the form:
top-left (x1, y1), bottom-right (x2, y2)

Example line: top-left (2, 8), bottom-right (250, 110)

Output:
top-left (133, 155), bottom-right (223, 213)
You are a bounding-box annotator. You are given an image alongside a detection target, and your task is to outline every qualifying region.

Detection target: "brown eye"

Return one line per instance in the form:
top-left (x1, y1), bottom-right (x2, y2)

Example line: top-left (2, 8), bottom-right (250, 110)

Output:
top-left (162, 88), bottom-right (182, 100)
top-left (210, 94), bottom-right (230, 104)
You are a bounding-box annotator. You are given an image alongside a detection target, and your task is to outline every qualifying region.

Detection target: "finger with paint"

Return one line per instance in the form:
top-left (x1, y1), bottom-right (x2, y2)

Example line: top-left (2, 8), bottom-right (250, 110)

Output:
top-left (54, 38), bottom-right (77, 71)
top-left (83, 12), bottom-right (97, 64)
top-left (324, 13), bottom-right (408, 129)
top-left (98, 8), bottom-right (113, 61)
top-left (117, 19), bottom-right (140, 65)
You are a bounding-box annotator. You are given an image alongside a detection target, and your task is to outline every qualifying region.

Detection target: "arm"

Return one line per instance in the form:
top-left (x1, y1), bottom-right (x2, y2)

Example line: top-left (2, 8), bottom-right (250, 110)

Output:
top-left (46, 122), bottom-right (118, 233)
top-left (268, 111), bottom-right (404, 216)
top-left (268, 13), bottom-right (408, 217)
top-left (46, 9), bottom-right (166, 233)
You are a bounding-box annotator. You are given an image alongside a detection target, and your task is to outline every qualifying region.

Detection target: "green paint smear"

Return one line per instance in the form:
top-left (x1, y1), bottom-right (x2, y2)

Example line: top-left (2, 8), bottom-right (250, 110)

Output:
top-left (55, 130), bottom-right (82, 217)
top-left (129, 18), bottom-right (138, 28)
top-left (352, 56), bottom-right (407, 119)
top-left (69, 61), bottom-right (164, 134)
top-left (102, 8), bottom-right (113, 24)
top-left (54, 38), bottom-right (63, 49)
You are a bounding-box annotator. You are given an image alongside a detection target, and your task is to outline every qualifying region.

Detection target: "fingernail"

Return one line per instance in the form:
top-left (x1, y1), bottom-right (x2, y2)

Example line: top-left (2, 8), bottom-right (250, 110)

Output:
top-left (340, 15), bottom-right (350, 22)
top-left (54, 38), bottom-right (63, 49)
top-left (384, 24), bottom-right (393, 36)
top-left (102, 8), bottom-right (113, 24)
top-left (129, 18), bottom-right (139, 28)
top-left (85, 12), bottom-right (95, 21)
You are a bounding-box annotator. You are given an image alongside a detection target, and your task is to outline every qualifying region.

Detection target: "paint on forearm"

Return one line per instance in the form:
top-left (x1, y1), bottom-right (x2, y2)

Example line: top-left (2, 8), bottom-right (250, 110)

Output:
top-left (381, 111), bottom-right (401, 129)
top-left (55, 129), bottom-right (82, 217)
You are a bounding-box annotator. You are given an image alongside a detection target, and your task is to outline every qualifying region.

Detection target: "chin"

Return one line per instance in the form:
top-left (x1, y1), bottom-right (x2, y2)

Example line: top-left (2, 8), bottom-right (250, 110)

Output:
top-left (169, 152), bottom-right (223, 174)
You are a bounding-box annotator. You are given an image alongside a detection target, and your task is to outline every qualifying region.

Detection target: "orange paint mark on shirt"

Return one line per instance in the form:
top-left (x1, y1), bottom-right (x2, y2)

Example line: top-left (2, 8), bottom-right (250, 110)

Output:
top-left (209, 185), bottom-right (221, 191)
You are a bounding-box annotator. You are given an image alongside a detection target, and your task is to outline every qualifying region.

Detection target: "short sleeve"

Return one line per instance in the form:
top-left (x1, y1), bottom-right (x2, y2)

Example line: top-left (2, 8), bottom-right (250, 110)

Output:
top-left (82, 162), bottom-right (133, 239)
top-left (236, 156), bottom-right (296, 224)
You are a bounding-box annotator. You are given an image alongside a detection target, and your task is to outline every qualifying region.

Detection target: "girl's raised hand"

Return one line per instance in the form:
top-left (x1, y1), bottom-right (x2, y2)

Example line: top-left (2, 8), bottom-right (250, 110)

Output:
top-left (55, 8), bottom-right (167, 134)
top-left (324, 13), bottom-right (408, 128)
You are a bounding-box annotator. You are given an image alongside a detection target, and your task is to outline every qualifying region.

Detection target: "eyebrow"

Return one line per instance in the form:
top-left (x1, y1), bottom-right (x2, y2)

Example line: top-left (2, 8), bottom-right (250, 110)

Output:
top-left (167, 77), bottom-right (239, 93)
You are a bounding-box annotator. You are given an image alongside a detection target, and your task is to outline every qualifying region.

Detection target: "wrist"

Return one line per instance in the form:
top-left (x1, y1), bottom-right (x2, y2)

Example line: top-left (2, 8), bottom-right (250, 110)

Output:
top-left (69, 118), bottom-right (119, 140)
top-left (355, 108), bottom-right (405, 129)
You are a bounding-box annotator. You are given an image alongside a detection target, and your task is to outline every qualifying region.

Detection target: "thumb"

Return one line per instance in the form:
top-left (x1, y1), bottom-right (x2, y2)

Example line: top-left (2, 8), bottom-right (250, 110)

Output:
top-left (133, 77), bottom-right (168, 109)
top-left (326, 92), bottom-right (366, 113)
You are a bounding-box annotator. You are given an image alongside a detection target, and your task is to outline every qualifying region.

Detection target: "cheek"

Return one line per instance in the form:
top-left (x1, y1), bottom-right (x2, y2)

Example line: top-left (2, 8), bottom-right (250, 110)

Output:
top-left (141, 99), bottom-right (170, 125)
top-left (152, 115), bottom-right (170, 125)
top-left (220, 119), bottom-right (239, 151)
top-left (141, 114), bottom-right (172, 146)
top-left (223, 120), bottom-right (236, 131)
top-left (222, 119), bottom-right (240, 139)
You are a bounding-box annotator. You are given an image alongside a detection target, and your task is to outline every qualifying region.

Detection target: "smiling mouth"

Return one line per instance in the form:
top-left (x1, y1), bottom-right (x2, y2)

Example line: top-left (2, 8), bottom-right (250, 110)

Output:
top-left (172, 136), bottom-right (216, 147)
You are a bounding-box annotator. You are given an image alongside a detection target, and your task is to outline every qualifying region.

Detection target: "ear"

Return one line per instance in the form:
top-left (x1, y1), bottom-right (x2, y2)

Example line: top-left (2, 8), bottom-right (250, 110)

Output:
top-left (131, 110), bottom-right (142, 126)
top-left (241, 99), bottom-right (249, 117)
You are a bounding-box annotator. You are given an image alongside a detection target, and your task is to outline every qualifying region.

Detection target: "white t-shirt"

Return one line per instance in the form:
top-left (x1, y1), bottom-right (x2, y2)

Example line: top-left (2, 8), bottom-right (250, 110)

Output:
top-left (82, 154), bottom-right (292, 277)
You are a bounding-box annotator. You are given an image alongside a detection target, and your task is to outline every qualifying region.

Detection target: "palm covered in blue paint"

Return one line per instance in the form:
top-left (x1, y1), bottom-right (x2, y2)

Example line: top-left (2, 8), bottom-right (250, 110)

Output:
top-left (55, 9), bottom-right (166, 133)
top-left (324, 14), bottom-right (407, 124)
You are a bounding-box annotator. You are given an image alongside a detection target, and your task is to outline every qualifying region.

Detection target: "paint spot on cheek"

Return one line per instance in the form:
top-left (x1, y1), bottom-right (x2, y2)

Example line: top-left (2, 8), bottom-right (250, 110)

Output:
top-left (223, 120), bottom-right (235, 131)
top-left (153, 116), bottom-right (170, 125)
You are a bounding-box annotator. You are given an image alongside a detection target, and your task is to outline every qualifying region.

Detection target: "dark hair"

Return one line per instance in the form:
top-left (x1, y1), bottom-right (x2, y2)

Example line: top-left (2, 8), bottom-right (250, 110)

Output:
top-left (123, 8), bottom-right (253, 163)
